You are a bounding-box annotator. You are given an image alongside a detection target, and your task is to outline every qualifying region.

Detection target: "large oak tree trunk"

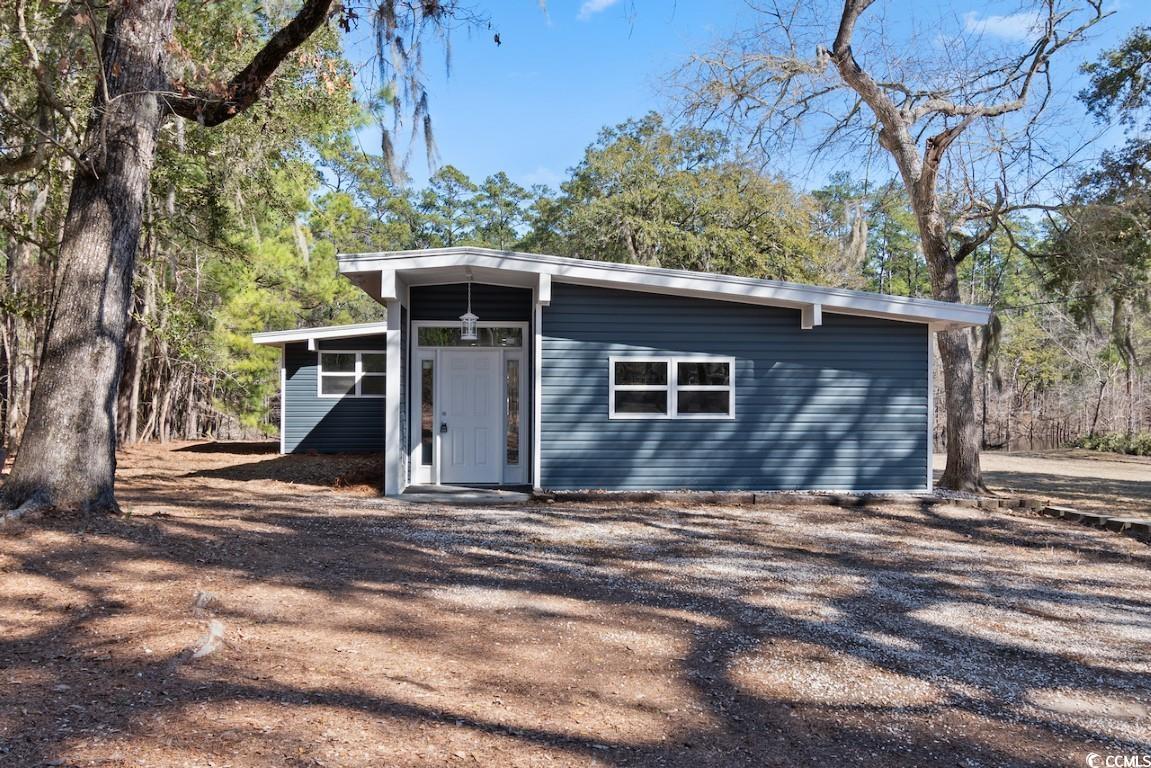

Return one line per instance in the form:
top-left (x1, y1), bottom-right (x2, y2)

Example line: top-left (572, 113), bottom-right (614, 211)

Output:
top-left (915, 204), bottom-right (984, 492)
top-left (935, 328), bottom-right (982, 490)
top-left (2, 0), bottom-right (176, 513)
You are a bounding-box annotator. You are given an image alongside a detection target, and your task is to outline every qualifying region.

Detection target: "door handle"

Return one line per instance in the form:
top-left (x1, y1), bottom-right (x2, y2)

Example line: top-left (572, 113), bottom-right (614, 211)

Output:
top-left (440, 422), bottom-right (448, 433)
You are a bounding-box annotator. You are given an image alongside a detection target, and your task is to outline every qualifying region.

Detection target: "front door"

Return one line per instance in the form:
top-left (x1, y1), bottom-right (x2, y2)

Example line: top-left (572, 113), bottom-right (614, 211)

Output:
top-left (441, 349), bottom-right (502, 484)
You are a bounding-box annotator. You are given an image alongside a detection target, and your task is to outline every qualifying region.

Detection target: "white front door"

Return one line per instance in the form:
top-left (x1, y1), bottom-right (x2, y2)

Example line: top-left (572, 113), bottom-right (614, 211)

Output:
top-left (441, 349), bottom-right (502, 484)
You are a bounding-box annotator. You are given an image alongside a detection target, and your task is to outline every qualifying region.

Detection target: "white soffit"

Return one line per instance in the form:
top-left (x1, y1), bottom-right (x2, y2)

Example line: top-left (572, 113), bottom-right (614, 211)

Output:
top-left (337, 247), bottom-right (991, 329)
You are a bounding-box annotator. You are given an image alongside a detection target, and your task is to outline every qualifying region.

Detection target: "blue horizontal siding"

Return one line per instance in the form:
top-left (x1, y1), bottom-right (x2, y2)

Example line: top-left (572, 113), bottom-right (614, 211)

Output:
top-left (539, 284), bottom-right (928, 492)
top-left (283, 338), bottom-right (387, 453)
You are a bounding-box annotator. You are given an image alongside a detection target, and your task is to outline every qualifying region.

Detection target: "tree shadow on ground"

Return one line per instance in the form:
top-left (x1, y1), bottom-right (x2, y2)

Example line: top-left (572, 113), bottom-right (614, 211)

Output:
top-left (3, 484), bottom-right (1149, 767)
top-left (182, 452), bottom-right (384, 489)
top-left (172, 441), bottom-right (280, 455)
top-left (978, 469), bottom-right (1151, 513)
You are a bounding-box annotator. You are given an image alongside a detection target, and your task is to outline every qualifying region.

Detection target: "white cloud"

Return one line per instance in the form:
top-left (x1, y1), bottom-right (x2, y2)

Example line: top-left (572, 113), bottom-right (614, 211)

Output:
top-left (962, 10), bottom-right (1043, 42)
top-left (578, 0), bottom-right (622, 21)
top-left (520, 166), bottom-right (565, 190)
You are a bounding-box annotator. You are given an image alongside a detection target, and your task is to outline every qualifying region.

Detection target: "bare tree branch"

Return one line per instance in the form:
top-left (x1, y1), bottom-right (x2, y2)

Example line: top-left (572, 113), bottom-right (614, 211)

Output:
top-left (166, 0), bottom-right (336, 127)
top-left (0, 0), bottom-right (80, 176)
top-left (908, 2), bottom-right (1107, 122)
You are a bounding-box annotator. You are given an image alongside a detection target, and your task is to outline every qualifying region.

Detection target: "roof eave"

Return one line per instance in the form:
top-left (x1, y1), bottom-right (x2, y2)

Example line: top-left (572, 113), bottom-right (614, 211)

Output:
top-left (337, 246), bottom-right (992, 329)
top-left (250, 321), bottom-right (390, 346)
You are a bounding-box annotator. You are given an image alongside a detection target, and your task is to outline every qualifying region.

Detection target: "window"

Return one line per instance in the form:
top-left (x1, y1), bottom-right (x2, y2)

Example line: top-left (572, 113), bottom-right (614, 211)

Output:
top-left (318, 351), bottom-right (386, 398)
top-left (420, 359), bottom-right (434, 465)
top-left (416, 326), bottom-right (523, 347)
top-left (506, 358), bottom-right (520, 465)
top-left (609, 356), bottom-right (734, 419)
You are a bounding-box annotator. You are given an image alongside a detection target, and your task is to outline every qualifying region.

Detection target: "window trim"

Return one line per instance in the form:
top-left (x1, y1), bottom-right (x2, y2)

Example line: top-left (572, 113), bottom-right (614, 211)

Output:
top-left (608, 355), bottom-right (735, 420)
top-left (317, 350), bottom-right (387, 399)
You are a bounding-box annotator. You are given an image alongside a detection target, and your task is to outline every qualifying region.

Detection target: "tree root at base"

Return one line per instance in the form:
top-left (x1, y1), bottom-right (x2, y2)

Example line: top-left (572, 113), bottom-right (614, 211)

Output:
top-left (0, 498), bottom-right (52, 526)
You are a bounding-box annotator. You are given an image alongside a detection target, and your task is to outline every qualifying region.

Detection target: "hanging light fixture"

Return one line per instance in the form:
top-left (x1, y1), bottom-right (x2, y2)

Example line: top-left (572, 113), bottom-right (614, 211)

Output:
top-left (460, 273), bottom-right (479, 341)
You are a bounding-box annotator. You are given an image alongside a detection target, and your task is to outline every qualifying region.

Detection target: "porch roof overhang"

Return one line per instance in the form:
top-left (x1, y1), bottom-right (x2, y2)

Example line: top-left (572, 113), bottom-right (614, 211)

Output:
top-left (336, 246), bottom-right (991, 330)
top-left (251, 320), bottom-right (389, 349)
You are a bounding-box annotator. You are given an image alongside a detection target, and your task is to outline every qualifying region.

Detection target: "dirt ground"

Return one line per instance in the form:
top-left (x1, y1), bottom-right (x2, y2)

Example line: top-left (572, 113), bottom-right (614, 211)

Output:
top-left (936, 449), bottom-right (1151, 517)
top-left (2, 442), bottom-right (1150, 767)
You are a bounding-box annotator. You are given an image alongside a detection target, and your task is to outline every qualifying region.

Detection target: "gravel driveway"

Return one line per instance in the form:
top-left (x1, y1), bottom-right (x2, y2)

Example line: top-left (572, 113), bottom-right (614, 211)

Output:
top-left (2, 442), bottom-right (1149, 767)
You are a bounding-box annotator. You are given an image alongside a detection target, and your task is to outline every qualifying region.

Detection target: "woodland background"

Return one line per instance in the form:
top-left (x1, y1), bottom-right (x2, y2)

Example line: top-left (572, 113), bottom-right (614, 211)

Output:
top-left (2, 1), bottom-right (1148, 460)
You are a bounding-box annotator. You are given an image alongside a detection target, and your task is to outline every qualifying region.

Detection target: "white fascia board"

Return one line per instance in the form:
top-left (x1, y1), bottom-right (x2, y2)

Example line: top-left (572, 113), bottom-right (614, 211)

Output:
top-left (338, 247), bottom-right (992, 329)
top-left (251, 321), bottom-right (391, 346)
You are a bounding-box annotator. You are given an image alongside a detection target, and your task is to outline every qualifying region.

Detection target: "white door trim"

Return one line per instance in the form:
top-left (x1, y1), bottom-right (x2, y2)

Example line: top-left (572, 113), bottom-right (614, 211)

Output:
top-left (383, 301), bottom-right (403, 496)
top-left (531, 302), bottom-right (542, 492)
top-left (408, 321), bottom-right (529, 486)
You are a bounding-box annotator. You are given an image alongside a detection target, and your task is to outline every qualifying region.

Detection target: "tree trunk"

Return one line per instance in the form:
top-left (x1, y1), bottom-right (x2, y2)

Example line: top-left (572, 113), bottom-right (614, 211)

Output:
top-left (3, 181), bottom-right (50, 456)
top-left (935, 327), bottom-right (982, 489)
top-left (125, 264), bottom-right (155, 443)
top-left (1089, 377), bottom-right (1107, 438)
top-left (914, 206), bottom-right (983, 491)
top-left (158, 366), bottom-right (181, 444)
top-left (980, 359), bottom-right (988, 449)
top-left (1126, 364), bottom-right (1135, 438)
top-left (1, 0), bottom-right (177, 513)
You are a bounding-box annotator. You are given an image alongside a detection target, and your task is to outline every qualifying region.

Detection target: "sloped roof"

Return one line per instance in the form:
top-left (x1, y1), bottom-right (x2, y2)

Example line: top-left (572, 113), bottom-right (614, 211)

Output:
top-left (337, 246), bottom-right (991, 329)
top-left (251, 321), bottom-right (388, 346)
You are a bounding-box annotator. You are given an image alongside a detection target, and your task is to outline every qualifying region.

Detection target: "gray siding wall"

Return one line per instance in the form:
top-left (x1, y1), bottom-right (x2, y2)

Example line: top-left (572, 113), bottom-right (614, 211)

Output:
top-left (410, 283), bottom-right (532, 321)
top-left (283, 336), bottom-right (387, 453)
top-left (540, 284), bottom-right (929, 491)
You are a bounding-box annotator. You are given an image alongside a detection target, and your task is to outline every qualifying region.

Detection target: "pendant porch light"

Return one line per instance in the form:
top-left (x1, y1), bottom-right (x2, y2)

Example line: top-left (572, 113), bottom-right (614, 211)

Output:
top-left (460, 276), bottom-right (479, 341)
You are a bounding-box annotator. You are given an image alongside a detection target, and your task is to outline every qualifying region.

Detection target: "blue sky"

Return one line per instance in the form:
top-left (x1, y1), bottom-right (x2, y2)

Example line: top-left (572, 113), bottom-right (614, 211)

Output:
top-left (341, 1), bottom-right (1151, 192)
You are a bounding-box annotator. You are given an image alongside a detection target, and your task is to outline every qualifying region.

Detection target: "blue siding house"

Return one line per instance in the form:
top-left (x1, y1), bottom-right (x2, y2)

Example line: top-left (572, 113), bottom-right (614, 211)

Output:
top-left (253, 247), bottom-right (990, 495)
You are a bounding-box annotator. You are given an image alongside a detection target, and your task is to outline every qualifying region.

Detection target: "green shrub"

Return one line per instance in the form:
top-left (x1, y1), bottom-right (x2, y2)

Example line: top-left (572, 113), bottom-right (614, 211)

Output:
top-left (1075, 432), bottom-right (1151, 456)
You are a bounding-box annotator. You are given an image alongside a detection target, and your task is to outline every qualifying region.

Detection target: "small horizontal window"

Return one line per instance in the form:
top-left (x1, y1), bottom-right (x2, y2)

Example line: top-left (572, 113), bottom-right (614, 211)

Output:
top-left (323, 352), bottom-right (356, 374)
top-left (320, 375), bottom-right (357, 396)
top-left (614, 390), bottom-right (668, 414)
top-left (359, 375), bottom-right (387, 396)
top-left (361, 353), bottom-right (387, 373)
top-left (610, 356), bottom-right (734, 419)
top-left (677, 389), bottom-right (729, 415)
top-left (677, 361), bottom-right (730, 386)
top-left (319, 351), bottom-right (386, 398)
top-left (417, 326), bottom-right (523, 347)
top-left (615, 361), bottom-right (668, 386)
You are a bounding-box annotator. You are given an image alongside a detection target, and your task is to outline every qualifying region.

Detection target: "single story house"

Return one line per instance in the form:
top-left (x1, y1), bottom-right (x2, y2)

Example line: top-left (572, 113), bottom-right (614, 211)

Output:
top-left (252, 246), bottom-right (990, 496)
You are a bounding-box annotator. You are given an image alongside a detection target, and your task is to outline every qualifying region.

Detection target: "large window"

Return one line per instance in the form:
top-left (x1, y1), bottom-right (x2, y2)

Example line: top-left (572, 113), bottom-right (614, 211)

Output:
top-left (318, 351), bottom-right (386, 397)
top-left (609, 356), bottom-right (734, 419)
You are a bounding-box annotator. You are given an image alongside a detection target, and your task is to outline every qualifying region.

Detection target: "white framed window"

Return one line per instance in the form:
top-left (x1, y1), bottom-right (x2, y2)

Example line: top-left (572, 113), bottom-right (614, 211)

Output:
top-left (317, 351), bottom-right (387, 398)
top-left (609, 356), bottom-right (735, 419)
